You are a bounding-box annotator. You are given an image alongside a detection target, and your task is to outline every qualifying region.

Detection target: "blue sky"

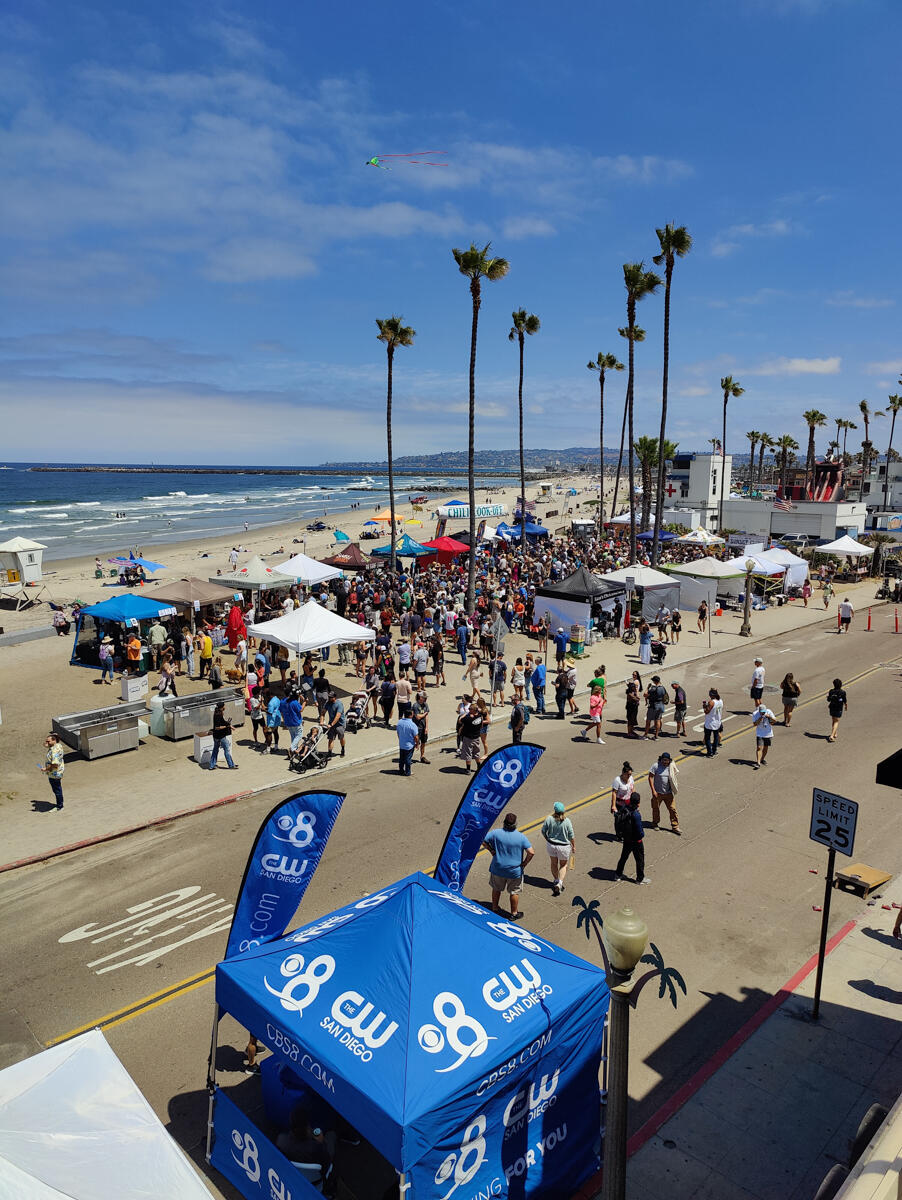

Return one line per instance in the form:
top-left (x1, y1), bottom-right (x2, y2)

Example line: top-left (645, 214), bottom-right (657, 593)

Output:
top-left (1, 0), bottom-right (900, 465)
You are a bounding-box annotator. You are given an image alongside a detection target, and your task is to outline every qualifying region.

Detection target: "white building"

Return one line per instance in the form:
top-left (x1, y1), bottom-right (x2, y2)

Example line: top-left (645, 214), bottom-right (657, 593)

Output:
top-left (720, 498), bottom-right (867, 542)
top-left (667, 453), bottom-right (733, 529)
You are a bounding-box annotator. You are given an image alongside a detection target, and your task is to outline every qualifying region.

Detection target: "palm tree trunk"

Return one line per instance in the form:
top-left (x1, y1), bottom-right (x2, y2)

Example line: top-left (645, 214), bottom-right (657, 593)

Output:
top-left (780, 449), bottom-right (788, 499)
top-left (884, 411), bottom-right (897, 511)
top-left (806, 428), bottom-right (815, 498)
top-left (517, 333), bottom-right (526, 552)
top-left (842, 425), bottom-right (849, 465)
top-left (386, 346), bottom-right (396, 576)
top-left (610, 383), bottom-right (629, 527)
top-left (718, 395), bottom-right (727, 532)
top-left (641, 459), bottom-right (652, 529)
top-left (598, 375), bottom-right (605, 529)
top-left (627, 312), bottom-right (637, 563)
top-left (466, 278), bottom-right (481, 613)
top-left (651, 265), bottom-right (672, 566)
top-left (757, 444), bottom-right (765, 495)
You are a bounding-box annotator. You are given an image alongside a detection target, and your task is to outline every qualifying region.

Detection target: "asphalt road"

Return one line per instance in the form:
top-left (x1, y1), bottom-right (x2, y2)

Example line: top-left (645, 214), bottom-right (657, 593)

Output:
top-left (3, 614), bottom-right (901, 1194)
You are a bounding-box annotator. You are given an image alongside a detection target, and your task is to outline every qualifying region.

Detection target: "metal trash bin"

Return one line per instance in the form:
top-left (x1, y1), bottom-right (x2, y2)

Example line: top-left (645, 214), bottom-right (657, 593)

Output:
top-left (159, 687), bottom-right (245, 740)
top-left (52, 699), bottom-right (150, 760)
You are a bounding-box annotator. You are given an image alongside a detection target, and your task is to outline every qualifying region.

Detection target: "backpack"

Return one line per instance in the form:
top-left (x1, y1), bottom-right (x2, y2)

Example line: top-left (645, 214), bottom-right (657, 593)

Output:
top-left (614, 808), bottom-right (634, 838)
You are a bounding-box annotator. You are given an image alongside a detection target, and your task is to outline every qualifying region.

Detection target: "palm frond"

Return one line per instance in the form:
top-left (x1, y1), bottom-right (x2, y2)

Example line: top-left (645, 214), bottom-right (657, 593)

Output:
top-left (618, 325), bottom-right (646, 342)
top-left (376, 315), bottom-right (416, 348)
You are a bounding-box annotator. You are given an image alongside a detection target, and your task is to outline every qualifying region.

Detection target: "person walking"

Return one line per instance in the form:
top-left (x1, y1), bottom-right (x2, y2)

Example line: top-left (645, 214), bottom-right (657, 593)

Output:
top-left (801, 580), bottom-right (812, 608)
top-left (553, 667), bottom-right (569, 720)
top-left (396, 711), bottom-right (419, 775)
top-left (826, 678), bottom-right (848, 742)
top-left (780, 672), bottom-right (801, 727)
top-left (611, 762), bottom-right (635, 837)
top-left (379, 674), bottom-right (397, 728)
top-left (541, 802), bottom-right (576, 896)
top-left (553, 626), bottom-right (570, 668)
top-left (531, 659), bottom-right (546, 714)
top-left (510, 694), bottom-right (527, 744)
top-left (838, 597), bottom-right (854, 632)
top-left (324, 692), bottom-right (346, 758)
top-left (752, 700), bottom-right (775, 768)
top-left (625, 672), bottom-right (642, 738)
top-left (750, 658), bottom-right (765, 706)
top-left (670, 608), bottom-right (682, 644)
top-left (412, 688), bottom-right (430, 763)
top-left (823, 579), bottom-right (834, 609)
top-left (643, 675), bottom-right (668, 740)
top-left (510, 657), bottom-right (526, 704)
top-left (430, 634), bottom-right (446, 686)
top-left (654, 604), bottom-right (671, 643)
top-left (648, 750), bottom-right (681, 835)
top-left (455, 616), bottom-right (470, 666)
top-left (458, 702), bottom-right (485, 771)
top-left (156, 658), bottom-right (178, 697)
top-left (40, 733), bottom-right (66, 809)
top-left (565, 661), bottom-right (578, 714)
top-left (264, 688), bottom-right (282, 754)
top-left (702, 688), bottom-right (723, 757)
top-left (523, 653), bottom-right (535, 701)
top-left (490, 652), bottom-right (508, 706)
top-left (697, 599), bottom-right (708, 634)
top-left (280, 691), bottom-right (303, 757)
top-left (463, 649), bottom-right (483, 699)
top-left (581, 686), bottom-right (605, 744)
top-left (483, 812), bottom-right (534, 918)
top-left (207, 702), bottom-right (238, 770)
top-left (671, 681), bottom-right (687, 736)
top-left (614, 794), bottom-right (649, 885)
top-left (395, 674), bottom-right (413, 719)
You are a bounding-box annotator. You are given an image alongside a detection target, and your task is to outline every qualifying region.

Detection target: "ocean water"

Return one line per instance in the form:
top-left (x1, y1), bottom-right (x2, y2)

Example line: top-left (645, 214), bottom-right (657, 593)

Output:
top-left (0, 464), bottom-right (511, 562)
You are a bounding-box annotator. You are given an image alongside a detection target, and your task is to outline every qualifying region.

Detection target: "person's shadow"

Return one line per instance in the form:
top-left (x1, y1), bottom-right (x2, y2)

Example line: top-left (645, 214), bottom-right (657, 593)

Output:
top-left (849, 978), bottom-right (902, 1005)
top-left (31, 799), bottom-right (57, 813)
top-left (860, 926), bottom-right (901, 949)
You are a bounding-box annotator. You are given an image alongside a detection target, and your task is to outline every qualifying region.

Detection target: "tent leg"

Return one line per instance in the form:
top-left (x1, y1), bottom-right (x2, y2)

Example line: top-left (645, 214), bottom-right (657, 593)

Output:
top-left (205, 1087), bottom-right (216, 1163)
top-left (399, 1171), bottom-right (410, 1196)
top-left (205, 1002), bottom-right (221, 1162)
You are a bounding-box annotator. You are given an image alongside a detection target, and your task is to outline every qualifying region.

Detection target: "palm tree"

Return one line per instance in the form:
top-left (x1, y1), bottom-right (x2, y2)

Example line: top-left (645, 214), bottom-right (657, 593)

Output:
top-left (587, 352), bottom-right (624, 529)
top-left (509, 309), bottom-right (540, 551)
top-left (883, 394), bottom-right (902, 511)
top-left (858, 400), bottom-right (884, 486)
top-left (839, 419), bottom-right (857, 465)
top-left (452, 242), bottom-right (509, 610)
top-left (745, 431), bottom-right (761, 493)
top-left (802, 409), bottom-right (828, 498)
top-left (775, 434), bottom-right (799, 499)
top-left (622, 263), bottom-right (662, 562)
top-left (610, 328), bottom-right (644, 526)
top-left (757, 433), bottom-right (775, 493)
top-left (834, 417), bottom-right (843, 461)
top-left (651, 223), bottom-right (692, 565)
top-left (376, 316), bottom-right (416, 574)
top-left (862, 531), bottom-right (896, 576)
top-left (635, 435), bottom-right (678, 530)
top-left (718, 376), bottom-right (744, 530)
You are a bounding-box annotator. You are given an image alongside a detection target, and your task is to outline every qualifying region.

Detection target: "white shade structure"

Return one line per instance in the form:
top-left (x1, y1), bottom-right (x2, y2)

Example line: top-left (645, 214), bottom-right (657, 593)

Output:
top-left (722, 554), bottom-right (785, 576)
top-left (248, 599), bottom-right (375, 655)
top-left (816, 534), bottom-right (874, 557)
top-left (665, 558), bottom-right (746, 580)
top-left (677, 528), bottom-right (725, 546)
top-left (758, 547), bottom-right (810, 588)
top-left (209, 554), bottom-right (293, 590)
top-left (0, 1030), bottom-right (213, 1199)
top-left (272, 552), bottom-right (341, 585)
top-left (601, 564), bottom-right (675, 587)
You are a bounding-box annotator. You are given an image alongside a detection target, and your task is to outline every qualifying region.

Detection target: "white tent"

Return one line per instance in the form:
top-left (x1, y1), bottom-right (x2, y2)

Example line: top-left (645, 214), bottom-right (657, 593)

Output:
top-left (248, 599), bottom-right (375, 655)
top-left (759, 547), bottom-right (810, 588)
top-left (600, 564), bottom-right (680, 623)
top-left (209, 554), bottom-right (293, 591)
top-left (722, 554), bottom-right (785, 576)
top-left (272, 552), bottom-right (342, 585)
top-left (816, 534), bottom-right (874, 557)
top-left (677, 528), bottom-right (725, 546)
top-left (665, 558), bottom-right (746, 580)
top-left (0, 1030), bottom-right (212, 1199)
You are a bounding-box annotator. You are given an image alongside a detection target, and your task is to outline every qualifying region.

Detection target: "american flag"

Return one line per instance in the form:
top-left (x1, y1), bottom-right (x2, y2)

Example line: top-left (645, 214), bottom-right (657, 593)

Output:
top-left (773, 496), bottom-right (794, 511)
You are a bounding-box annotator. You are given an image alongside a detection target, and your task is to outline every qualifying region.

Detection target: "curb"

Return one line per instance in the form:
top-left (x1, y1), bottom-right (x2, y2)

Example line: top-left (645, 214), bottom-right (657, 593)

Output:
top-left (2, 597), bottom-right (885, 874)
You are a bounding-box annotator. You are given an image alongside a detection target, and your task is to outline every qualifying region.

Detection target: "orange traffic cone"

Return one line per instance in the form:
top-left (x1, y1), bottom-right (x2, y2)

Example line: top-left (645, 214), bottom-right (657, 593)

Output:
top-left (867, 608), bottom-right (872, 631)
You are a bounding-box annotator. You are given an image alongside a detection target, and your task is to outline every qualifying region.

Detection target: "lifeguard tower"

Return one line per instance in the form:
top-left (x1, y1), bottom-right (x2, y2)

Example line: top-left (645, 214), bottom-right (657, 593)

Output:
top-left (0, 536), bottom-right (48, 609)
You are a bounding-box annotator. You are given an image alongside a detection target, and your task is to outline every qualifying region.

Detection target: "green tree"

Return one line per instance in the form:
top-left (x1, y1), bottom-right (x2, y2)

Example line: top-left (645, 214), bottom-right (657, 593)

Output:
top-left (452, 242), bottom-right (510, 610)
top-left (883, 393), bottom-right (902, 511)
top-left (610, 327), bottom-right (645, 527)
top-left (775, 434), bottom-right (799, 499)
top-left (718, 376), bottom-right (744, 530)
top-left (509, 309), bottom-right (541, 550)
top-left (622, 262), bottom-right (662, 561)
top-left (587, 352), bottom-right (624, 528)
top-left (745, 430), bottom-right (761, 493)
top-left (650, 223), bottom-right (692, 565)
top-left (634, 435), bottom-right (678, 530)
top-left (376, 316), bottom-right (416, 574)
top-left (839, 419), bottom-right (857, 465)
top-left (858, 399), bottom-right (884, 485)
top-left (802, 409), bottom-right (828, 497)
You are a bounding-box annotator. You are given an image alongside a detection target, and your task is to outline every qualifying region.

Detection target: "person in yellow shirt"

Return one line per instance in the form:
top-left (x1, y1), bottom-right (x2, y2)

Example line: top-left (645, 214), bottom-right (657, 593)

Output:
top-left (199, 629), bottom-right (214, 679)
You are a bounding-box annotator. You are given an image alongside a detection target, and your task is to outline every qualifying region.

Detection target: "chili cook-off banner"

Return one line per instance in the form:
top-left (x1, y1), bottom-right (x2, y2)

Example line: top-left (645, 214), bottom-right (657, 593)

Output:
top-left (225, 790), bottom-right (345, 959)
top-left (434, 744), bottom-right (544, 892)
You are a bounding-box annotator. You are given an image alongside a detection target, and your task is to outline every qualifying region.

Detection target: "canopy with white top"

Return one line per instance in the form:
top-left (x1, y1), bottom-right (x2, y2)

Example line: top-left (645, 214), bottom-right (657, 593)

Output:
top-left (272, 552), bottom-right (341, 585)
top-left (815, 534), bottom-right (874, 557)
top-left (677, 527), bottom-right (725, 546)
top-left (210, 555), bottom-right (293, 591)
top-left (758, 547), bottom-right (810, 588)
top-left (600, 564), bottom-right (681, 622)
top-left (248, 599), bottom-right (374, 655)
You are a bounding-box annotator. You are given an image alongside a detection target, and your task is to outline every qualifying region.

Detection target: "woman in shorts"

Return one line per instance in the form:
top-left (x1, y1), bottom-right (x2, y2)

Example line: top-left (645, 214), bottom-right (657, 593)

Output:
top-left (780, 672), bottom-right (801, 727)
top-left (541, 802), bottom-right (575, 896)
top-left (697, 600), bottom-right (708, 634)
top-left (412, 688), bottom-right (430, 764)
top-left (670, 609), bottom-right (682, 644)
top-left (581, 685), bottom-right (605, 744)
top-left (826, 678), bottom-right (847, 743)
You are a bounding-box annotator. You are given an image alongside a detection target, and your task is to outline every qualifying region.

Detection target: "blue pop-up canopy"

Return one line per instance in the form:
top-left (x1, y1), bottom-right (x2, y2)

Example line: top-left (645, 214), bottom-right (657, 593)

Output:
top-left (496, 521), bottom-right (550, 540)
top-left (369, 533), bottom-right (431, 558)
top-left (214, 872), bottom-right (607, 1191)
top-left (80, 594), bottom-right (176, 623)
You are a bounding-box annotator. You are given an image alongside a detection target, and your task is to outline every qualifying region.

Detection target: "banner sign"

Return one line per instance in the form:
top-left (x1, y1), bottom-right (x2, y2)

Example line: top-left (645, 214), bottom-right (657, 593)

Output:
top-left (434, 744), bottom-right (544, 891)
top-left (437, 503), bottom-right (506, 519)
top-left (209, 1087), bottom-right (324, 1200)
top-left (225, 790), bottom-right (345, 959)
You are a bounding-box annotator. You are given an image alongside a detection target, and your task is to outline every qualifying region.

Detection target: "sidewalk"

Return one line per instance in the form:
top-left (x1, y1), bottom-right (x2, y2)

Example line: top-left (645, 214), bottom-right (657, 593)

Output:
top-left (1, 579), bottom-right (889, 869)
top-left (625, 877), bottom-right (902, 1200)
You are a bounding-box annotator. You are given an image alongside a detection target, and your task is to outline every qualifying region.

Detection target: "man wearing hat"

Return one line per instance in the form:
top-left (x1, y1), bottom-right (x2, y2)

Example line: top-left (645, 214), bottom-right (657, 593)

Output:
top-left (648, 750), bottom-right (681, 834)
top-left (482, 812), bottom-right (534, 919)
top-left (541, 802), bottom-right (576, 896)
top-left (553, 625), bottom-right (570, 668)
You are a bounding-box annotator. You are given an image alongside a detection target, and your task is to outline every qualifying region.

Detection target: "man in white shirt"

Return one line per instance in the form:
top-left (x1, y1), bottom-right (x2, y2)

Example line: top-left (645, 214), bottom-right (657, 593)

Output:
top-left (752, 702), bottom-right (775, 769)
top-left (229, 547), bottom-right (238, 569)
top-left (838, 597), bottom-right (854, 632)
top-left (750, 658), bottom-right (765, 704)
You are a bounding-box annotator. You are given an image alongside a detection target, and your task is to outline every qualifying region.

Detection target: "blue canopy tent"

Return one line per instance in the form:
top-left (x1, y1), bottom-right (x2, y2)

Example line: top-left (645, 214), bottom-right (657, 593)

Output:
top-left (109, 553), bottom-right (166, 572)
top-left (636, 530), bottom-right (677, 543)
top-left (370, 533), bottom-right (431, 558)
top-left (209, 872), bottom-right (608, 1199)
top-left (496, 521), bottom-right (550, 542)
top-left (70, 594), bottom-right (177, 667)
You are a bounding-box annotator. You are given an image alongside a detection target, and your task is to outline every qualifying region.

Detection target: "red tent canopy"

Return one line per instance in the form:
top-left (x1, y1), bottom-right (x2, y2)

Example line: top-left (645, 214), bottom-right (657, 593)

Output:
top-left (421, 536), bottom-right (469, 554)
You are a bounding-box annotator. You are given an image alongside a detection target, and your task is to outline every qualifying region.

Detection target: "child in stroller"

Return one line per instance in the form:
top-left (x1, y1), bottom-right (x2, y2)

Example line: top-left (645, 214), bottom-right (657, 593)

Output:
top-left (345, 690), bottom-right (371, 734)
top-left (650, 639), bottom-right (667, 665)
top-left (289, 724), bottom-right (328, 772)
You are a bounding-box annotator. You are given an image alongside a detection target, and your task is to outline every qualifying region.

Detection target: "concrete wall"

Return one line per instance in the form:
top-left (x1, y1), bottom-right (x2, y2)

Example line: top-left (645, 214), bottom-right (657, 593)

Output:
top-left (719, 500), bottom-right (867, 540)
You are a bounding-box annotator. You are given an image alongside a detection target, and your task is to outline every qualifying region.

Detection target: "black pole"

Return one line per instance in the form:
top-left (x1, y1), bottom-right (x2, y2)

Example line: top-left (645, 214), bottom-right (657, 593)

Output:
top-left (601, 982), bottom-right (630, 1200)
top-left (811, 847), bottom-right (836, 1020)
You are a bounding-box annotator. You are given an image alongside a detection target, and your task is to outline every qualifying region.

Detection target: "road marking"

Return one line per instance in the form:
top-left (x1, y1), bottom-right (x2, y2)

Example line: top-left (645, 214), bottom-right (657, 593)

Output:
top-left (45, 651), bottom-right (902, 1049)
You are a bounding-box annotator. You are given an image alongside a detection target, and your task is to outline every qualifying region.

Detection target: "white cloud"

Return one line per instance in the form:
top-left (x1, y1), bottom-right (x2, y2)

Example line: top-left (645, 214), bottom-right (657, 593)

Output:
top-left (203, 239), bottom-right (318, 282)
top-left (827, 291), bottom-right (894, 310)
top-left (677, 385), bottom-right (712, 397)
top-left (866, 360), bottom-right (902, 375)
top-left (747, 356), bottom-right (841, 376)
top-left (501, 216), bottom-right (556, 239)
top-left (711, 218), bottom-right (798, 257)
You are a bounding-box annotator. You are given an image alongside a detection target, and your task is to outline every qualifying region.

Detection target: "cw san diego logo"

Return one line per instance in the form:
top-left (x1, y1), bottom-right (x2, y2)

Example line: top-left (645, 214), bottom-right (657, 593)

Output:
top-left (417, 992), bottom-right (496, 1073)
top-left (482, 958), bottom-right (552, 1023)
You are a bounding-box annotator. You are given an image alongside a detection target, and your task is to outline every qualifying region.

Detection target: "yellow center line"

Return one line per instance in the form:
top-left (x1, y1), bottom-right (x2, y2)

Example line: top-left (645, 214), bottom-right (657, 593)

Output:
top-left (46, 651), bottom-right (900, 1047)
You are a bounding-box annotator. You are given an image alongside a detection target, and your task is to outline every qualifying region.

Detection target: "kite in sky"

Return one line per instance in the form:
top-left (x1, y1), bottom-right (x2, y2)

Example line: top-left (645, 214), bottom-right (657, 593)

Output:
top-left (365, 151), bottom-right (448, 170)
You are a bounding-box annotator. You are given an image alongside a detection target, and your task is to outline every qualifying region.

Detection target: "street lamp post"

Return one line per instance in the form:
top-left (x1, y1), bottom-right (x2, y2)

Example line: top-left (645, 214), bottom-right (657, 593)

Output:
top-left (600, 907), bottom-right (649, 1200)
top-left (739, 557), bottom-right (755, 637)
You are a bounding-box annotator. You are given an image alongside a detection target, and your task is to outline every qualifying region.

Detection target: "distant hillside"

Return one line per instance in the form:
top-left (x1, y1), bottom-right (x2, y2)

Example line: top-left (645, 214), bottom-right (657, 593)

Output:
top-left (319, 446), bottom-right (737, 471)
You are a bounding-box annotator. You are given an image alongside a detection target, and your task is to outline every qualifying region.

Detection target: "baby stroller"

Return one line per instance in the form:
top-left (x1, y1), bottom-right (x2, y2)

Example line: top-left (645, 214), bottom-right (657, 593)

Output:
top-left (289, 725), bottom-right (328, 772)
top-left (345, 690), bottom-right (371, 734)
top-left (650, 639), bottom-right (667, 665)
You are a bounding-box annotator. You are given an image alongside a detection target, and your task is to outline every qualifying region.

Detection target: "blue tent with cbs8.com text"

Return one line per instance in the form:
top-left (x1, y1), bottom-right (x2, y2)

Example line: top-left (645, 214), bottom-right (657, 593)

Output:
top-left (211, 871), bottom-right (609, 1198)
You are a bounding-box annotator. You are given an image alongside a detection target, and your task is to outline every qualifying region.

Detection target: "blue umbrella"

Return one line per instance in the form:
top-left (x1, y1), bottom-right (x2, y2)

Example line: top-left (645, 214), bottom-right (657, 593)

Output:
top-left (333, 530), bottom-right (350, 543)
top-left (363, 520), bottom-right (378, 526)
top-left (129, 553), bottom-right (165, 571)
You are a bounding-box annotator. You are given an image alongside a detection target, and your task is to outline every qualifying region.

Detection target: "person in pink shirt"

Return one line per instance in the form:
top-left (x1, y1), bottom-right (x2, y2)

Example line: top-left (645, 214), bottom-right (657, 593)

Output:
top-left (580, 685), bottom-right (605, 744)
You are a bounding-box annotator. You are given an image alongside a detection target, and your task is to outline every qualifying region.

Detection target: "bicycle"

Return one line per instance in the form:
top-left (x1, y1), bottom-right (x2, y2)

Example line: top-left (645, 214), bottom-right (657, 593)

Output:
top-left (621, 626), bottom-right (637, 645)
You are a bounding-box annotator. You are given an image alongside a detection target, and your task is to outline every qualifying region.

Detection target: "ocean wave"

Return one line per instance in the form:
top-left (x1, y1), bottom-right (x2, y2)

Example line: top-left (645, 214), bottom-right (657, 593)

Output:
top-left (74, 501), bottom-right (102, 507)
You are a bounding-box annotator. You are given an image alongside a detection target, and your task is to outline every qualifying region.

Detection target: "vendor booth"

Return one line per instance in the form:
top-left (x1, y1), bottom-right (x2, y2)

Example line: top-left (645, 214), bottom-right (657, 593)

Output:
top-left (495, 520), bottom-right (550, 542)
top-left (70, 593), bottom-right (177, 670)
top-left (600, 564), bottom-right (681, 623)
top-left (535, 565), bottom-right (625, 636)
top-left (419, 535), bottom-right (470, 565)
top-left (718, 555), bottom-right (785, 599)
top-left (320, 543), bottom-right (370, 570)
top-left (370, 533), bottom-right (431, 559)
top-left (208, 872), bottom-right (608, 1200)
top-left (758, 547), bottom-right (809, 590)
top-left (662, 558), bottom-right (744, 619)
top-left (151, 577), bottom-right (239, 631)
top-left (0, 1030), bottom-right (214, 1199)
top-left (248, 600), bottom-right (375, 657)
top-left (212, 554), bottom-right (294, 594)
top-left (274, 552), bottom-right (342, 586)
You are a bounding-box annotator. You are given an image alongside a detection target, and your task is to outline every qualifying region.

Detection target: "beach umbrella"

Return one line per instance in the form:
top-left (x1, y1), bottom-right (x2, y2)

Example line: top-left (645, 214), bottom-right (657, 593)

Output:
top-left (363, 520), bottom-right (378, 527)
top-left (129, 554), bottom-right (165, 572)
top-left (333, 530), bottom-right (350, 543)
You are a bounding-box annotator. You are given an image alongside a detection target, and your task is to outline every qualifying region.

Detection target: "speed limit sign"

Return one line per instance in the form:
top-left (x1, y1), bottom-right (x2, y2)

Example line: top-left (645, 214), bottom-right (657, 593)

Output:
top-left (809, 787), bottom-right (858, 857)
